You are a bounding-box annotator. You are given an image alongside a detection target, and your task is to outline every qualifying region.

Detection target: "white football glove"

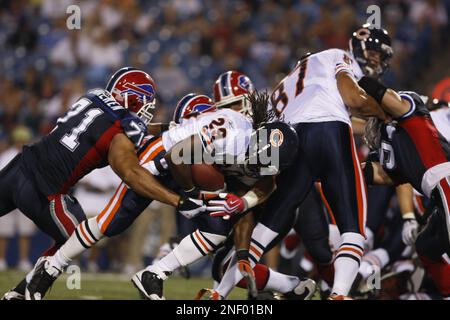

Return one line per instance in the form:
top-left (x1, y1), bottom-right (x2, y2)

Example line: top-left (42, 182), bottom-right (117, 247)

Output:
top-left (402, 213), bottom-right (419, 246)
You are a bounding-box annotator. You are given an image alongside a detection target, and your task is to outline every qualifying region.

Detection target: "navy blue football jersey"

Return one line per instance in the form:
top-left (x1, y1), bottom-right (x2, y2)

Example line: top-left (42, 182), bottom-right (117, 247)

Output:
top-left (21, 89), bottom-right (148, 196)
top-left (379, 92), bottom-right (450, 193)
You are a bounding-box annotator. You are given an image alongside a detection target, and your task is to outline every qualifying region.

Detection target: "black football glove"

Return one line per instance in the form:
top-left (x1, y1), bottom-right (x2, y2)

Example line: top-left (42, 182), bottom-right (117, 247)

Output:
top-left (177, 197), bottom-right (206, 219)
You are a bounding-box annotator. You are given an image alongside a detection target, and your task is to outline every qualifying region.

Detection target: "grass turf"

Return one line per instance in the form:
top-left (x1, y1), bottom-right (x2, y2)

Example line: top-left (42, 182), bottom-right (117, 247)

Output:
top-left (0, 270), bottom-right (248, 300)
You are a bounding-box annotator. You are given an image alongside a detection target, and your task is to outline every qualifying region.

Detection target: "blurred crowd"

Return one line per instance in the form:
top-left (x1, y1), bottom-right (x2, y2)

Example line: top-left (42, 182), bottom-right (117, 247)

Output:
top-left (0, 0), bottom-right (449, 272)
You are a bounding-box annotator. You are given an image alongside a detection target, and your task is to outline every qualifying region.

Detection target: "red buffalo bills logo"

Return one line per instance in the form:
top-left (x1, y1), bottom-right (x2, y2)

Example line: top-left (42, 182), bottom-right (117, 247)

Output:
top-left (122, 83), bottom-right (155, 102)
top-left (238, 75), bottom-right (253, 92)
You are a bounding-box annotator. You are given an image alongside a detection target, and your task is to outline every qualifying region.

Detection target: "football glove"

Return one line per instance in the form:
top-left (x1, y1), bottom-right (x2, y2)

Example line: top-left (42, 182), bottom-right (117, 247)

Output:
top-left (177, 197), bottom-right (205, 219)
top-left (402, 216), bottom-right (419, 246)
top-left (207, 193), bottom-right (247, 219)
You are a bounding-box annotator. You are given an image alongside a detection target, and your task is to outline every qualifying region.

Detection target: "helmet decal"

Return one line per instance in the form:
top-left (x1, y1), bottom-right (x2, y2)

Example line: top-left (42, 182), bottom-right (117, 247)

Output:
top-left (354, 28), bottom-right (371, 41)
top-left (173, 93), bottom-right (216, 124)
top-left (269, 129), bottom-right (284, 147)
top-left (238, 75), bottom-right (252, 92)
top-left (121, 83), bottom-right (155, 102)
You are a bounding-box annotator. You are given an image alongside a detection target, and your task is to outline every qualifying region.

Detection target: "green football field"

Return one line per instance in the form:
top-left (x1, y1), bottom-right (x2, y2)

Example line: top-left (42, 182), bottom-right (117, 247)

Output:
top-left (0, 270), bottom-right (247, 300)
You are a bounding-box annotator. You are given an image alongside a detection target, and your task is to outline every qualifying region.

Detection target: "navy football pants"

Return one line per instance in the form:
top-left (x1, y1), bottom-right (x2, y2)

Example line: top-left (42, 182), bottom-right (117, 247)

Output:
top-left (0, 155), bottom-right (85, 244)
top-left (261, 121), bottom-right (367, 242)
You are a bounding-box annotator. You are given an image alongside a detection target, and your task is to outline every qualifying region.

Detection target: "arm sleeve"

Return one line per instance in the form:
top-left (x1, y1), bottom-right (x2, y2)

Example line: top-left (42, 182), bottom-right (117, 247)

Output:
top-left (333, 50), bottom-right (355, 78)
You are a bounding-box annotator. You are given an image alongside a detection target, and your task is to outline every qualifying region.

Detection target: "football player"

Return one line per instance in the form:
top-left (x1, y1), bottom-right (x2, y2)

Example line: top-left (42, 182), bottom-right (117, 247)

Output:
top-left (360, 79), bottom-right (450, 298)
top-left (213, 70), bottom-right (254, 116)
top-left (24, 91), bottom-right (291, 300)
top-left (213, 25), bottom-right (392, 300)
top-left (131, 90), bottom-right (306, 300)
top-left (1, 67), bottom-right (202, 300)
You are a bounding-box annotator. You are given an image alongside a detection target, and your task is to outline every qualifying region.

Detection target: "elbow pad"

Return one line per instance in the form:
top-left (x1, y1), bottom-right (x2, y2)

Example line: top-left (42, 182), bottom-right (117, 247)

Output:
top-left (358, 76), bottom-right (387, 104)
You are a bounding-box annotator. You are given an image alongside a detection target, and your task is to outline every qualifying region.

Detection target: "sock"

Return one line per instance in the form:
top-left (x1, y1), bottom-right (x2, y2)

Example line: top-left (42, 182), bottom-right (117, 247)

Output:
top-left (359, 248), bottom-right (390, 279)
top-left (216, 224), bottom-right (278, 298)
top-left (419, 255), bottom-right (450, 296)
top-left (332, 232), bottom-right (364, 296)
top-left (328, 224), bottom-right (341, 251)
top-left (57, 218), bottom-right (103, 266)
top-left (49, 250), bottom-right (72, 271)
top-left (216, 253), bottom-right (255, 297)
top-left (265, 268), bottom-right (300, 293)
top-left (236, 264), bottom-right (299, 294)
top-left (149, 230), bottom-right (226, 279)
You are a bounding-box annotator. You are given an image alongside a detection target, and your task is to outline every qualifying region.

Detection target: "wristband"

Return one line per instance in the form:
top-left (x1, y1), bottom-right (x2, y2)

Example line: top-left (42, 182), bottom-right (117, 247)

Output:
top-left (236, 249), bottom-right (249, 261)
top-left (184, 186), bottom-right (199, 198)
top-left (402, 212), bottom-right (416, 220)
top-left (358, 76), bottom-right (388, 104)
top-left (242, 191), bottom-right (259, 209)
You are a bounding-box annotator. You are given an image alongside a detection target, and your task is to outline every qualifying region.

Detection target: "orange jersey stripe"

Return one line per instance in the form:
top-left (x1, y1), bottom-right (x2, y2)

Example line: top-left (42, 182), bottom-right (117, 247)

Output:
top-left (138, 138), bottom-right (162, 161)
top-left (141, 145), bottom-right (165, 165)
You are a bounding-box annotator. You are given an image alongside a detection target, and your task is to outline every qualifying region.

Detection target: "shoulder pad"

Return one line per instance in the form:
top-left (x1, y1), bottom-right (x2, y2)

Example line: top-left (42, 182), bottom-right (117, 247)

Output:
top-left (121, 114), bottom-right (148, 148)
top-left (398, 91), bottom-right (429, 119)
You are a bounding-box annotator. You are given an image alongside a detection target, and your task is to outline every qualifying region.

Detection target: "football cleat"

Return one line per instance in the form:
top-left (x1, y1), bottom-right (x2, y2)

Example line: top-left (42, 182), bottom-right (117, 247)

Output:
top-left (284, 278), bottom-right (317, 300)
top-left (194, 288), bottom-right (224, 300)
top-left (131, 269), bottom-right (169, 300)
top-left (2, 278), bottom-right (27, 300)
top-left (328, 293), bottom-right (353, 300)
top-left (2, 290), bottom-right (25, 300)
top-left (25, 257), bottom-right (62, 300)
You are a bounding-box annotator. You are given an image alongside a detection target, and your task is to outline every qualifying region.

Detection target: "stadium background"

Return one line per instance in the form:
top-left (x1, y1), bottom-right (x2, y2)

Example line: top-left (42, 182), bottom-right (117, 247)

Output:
top-left (0, 0), bottom-right (449, 299)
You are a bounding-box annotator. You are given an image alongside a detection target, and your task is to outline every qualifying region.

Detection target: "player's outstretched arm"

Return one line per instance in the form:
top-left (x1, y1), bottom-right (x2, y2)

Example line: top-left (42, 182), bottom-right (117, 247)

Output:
top-left (358, 76), bottom-right (412, 118)
top-left (164, 135), bottom-right (200, 194)
top-left (108, 133), bottom-right (180, 207)
top-left (147, 123), bottom-right (170, 136)
top-left (337, 72), bottom-right (386, 120)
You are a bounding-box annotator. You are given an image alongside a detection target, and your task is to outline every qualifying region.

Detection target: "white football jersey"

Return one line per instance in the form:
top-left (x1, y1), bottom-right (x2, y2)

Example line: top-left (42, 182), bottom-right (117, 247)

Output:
top-left (431, 107), bottom-right (450, 143)
top-left (162, 108), bottom-right (252, 161)
top-left (271, 49), bottom-right (364, 125)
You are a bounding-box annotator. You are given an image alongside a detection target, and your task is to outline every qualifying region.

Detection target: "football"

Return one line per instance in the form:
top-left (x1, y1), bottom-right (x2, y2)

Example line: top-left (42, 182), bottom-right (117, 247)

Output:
top-left (191, 163), bottom-right (225, 191)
